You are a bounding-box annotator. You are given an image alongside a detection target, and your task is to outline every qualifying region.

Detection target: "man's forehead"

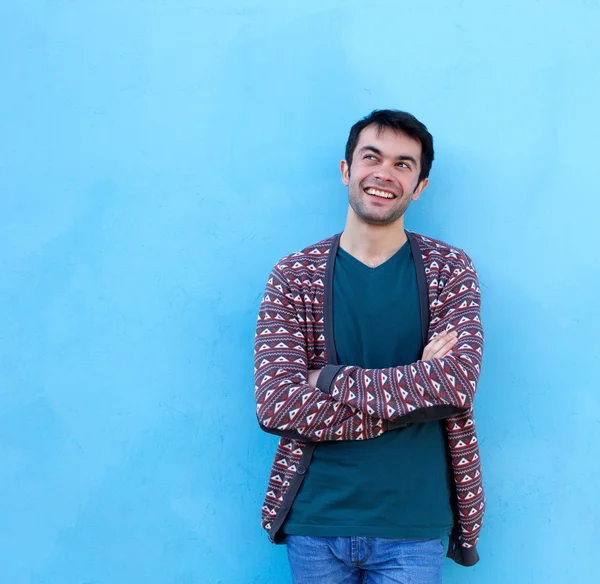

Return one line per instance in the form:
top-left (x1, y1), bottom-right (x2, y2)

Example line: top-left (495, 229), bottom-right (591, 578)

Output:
top-left (357, 124), bottom-right (421, 148)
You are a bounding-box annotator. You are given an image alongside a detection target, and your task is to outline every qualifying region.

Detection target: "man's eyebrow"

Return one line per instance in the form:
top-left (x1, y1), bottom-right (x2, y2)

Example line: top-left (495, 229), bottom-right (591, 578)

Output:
top-left (358, 145), bottom-right (418, 166)
top-left (395, 155), bottom-right (418, 166)
top-left (358, 145), bottom-right (383, 156)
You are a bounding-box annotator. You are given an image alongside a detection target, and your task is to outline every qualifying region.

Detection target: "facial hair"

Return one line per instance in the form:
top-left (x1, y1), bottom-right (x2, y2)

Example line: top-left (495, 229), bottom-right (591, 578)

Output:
top-left (348, 179), bottom-right (414, 226)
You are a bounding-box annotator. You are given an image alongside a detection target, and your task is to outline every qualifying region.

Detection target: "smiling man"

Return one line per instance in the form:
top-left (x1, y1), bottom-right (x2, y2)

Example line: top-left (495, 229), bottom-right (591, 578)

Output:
top-left (254, 110), bottom-right (485, 583)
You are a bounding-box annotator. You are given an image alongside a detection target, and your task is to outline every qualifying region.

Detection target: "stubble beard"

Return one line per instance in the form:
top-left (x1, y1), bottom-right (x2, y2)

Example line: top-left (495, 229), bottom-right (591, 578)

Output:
top-left (348, 181), bottom-right (413, 226)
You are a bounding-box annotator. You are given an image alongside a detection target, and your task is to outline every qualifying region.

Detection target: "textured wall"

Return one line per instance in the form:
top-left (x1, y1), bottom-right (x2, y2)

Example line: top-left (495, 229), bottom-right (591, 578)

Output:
top-left (1, 1), bottom-right (599, 583)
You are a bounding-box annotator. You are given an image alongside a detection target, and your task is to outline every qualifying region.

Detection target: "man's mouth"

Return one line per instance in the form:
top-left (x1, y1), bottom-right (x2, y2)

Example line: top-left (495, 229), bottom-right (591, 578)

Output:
top-left (364, 187), bottom-right (396, 200)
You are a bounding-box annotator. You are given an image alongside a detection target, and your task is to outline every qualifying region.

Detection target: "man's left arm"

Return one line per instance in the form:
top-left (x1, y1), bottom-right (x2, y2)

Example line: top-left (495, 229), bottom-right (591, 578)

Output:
top-left (315, 255), bottom-right (484, 422)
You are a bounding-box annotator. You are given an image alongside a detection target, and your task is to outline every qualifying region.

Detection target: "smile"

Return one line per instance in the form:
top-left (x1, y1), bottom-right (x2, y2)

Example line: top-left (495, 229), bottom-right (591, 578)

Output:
top-left (364, 187), bottom-right (396, 199)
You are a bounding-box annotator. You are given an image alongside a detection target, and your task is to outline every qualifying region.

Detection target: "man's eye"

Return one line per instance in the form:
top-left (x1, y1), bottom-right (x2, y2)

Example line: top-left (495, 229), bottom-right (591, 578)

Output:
top-left (364, 155), bottom-right (377, 160)
top-left (396, 162), bottom-right (411, 169)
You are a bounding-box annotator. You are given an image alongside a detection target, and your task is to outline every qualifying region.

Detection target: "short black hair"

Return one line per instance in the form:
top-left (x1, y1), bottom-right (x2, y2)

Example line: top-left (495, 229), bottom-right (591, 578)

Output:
top-left (345, 109), bottom-right (434, 184)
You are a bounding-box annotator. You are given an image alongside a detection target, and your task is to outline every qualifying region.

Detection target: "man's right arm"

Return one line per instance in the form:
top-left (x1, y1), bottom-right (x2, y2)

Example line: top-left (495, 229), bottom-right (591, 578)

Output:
top-left (254, 263), bottom-right (387, 442)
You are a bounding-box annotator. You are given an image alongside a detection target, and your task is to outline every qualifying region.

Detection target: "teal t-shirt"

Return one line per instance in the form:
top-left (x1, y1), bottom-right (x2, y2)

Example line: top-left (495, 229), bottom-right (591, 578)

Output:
top-left (284, 241), bottom-right (453, 538)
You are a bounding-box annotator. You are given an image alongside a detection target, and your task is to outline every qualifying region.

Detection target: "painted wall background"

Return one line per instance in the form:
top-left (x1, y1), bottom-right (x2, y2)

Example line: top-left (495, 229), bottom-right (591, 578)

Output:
top-left (1, 1), bottom-right (599, 582)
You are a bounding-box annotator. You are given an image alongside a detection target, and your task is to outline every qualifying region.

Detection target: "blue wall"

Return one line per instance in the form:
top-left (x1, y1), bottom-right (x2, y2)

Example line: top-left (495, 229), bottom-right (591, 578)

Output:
top-left (1, 1), bottom-right (599, 582)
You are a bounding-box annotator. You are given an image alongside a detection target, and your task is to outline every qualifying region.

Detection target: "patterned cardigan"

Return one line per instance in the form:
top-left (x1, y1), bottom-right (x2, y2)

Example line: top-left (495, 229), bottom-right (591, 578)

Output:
top-left (254, 231), bottom-right (485, 567)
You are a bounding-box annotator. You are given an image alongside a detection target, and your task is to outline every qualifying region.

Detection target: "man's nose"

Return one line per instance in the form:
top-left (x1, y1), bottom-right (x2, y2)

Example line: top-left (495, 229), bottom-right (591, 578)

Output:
top-left (373, 164), bottom-right (394, 182)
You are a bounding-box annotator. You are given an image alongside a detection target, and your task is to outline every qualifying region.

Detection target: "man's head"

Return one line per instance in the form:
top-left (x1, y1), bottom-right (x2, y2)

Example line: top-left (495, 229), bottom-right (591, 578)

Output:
top-left (341, 110), bottom-right (434, 226)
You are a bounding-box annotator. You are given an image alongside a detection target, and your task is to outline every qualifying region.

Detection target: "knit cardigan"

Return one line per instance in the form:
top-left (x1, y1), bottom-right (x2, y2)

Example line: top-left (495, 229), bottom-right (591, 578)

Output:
top-left (254, 231), bottom-right (485, 567)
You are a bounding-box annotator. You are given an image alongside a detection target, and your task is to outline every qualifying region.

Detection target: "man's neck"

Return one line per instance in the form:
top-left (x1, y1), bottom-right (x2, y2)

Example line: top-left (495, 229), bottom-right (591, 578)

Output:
top-left (339, 209), bottom-right (408, 268)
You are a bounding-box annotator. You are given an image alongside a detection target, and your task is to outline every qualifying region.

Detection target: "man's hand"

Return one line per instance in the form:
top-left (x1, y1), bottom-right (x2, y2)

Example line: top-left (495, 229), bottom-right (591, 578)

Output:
top-left (307, 368), bottom-right (322, 388)
top-left (421, 329), bottom-right (458, 361)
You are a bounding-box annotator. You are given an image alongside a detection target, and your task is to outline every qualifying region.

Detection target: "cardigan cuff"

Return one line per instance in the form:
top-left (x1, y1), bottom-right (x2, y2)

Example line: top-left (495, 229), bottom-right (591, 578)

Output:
top-left (316, 365), bottom-right (345, 395)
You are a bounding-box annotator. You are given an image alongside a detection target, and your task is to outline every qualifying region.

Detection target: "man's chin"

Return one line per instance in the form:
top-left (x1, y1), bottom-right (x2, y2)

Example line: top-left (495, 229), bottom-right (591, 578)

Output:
top-left (356, 209), bottom-right (406, 226)
top-left (349, 197), bottom-right (410, 227)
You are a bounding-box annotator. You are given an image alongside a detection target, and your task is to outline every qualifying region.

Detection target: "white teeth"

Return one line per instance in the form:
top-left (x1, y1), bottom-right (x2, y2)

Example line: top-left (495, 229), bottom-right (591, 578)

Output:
top-left (366, 188), bottom-right (394, 199)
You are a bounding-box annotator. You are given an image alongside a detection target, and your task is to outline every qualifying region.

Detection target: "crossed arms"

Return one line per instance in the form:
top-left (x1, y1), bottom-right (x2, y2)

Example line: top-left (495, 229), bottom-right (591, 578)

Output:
top-left (254, 256), bottom-right (484, 442)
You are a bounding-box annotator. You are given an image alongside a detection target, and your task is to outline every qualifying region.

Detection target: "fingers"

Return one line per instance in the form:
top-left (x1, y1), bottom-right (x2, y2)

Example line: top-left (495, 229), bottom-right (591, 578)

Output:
top-left (431, 336), bottom-right (458, 359)
top-left (422, 330), bottom-right (458, 361)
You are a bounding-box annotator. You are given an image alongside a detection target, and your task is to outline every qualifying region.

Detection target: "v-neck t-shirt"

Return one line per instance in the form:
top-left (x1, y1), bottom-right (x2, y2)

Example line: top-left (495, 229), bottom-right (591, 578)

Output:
top-left (283, 241), bottom-right (453, 539)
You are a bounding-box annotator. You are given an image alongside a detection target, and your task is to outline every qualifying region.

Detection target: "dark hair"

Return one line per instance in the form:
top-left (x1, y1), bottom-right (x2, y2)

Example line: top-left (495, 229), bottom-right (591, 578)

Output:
top-left (345, 109), bottom-right (434, 184)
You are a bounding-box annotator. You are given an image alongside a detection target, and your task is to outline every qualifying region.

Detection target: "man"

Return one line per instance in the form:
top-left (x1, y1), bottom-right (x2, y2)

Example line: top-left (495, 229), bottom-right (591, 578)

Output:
top-left (254, 110), bottom-right (485, 583)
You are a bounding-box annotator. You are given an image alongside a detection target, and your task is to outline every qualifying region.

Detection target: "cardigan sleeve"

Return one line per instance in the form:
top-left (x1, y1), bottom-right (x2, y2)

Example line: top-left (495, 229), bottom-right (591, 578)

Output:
top-left (318, 253), bottom-right (484, 422)
top-left (254, 263), bottom-right (388, 442)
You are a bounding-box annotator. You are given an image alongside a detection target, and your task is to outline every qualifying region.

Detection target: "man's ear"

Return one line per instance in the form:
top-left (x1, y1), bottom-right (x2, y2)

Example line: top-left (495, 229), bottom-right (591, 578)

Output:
top-left (340, 160), bottom-right (350, 186)
top-left (411, 177), bottom-right (429, 201)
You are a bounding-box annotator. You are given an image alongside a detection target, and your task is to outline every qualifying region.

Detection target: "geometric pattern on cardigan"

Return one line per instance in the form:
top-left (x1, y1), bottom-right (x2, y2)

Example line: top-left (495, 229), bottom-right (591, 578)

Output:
top-left (255, 232), bottom-right (485, 557)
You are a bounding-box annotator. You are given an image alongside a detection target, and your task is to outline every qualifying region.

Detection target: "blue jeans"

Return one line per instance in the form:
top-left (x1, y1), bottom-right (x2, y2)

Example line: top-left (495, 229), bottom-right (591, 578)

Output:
top-left (286, 536), bottom-right (444, 584)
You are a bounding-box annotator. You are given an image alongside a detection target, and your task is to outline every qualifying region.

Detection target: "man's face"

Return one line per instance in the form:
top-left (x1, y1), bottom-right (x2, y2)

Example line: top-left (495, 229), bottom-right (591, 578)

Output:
top-left (341, 125), bottom-right (428, 226)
